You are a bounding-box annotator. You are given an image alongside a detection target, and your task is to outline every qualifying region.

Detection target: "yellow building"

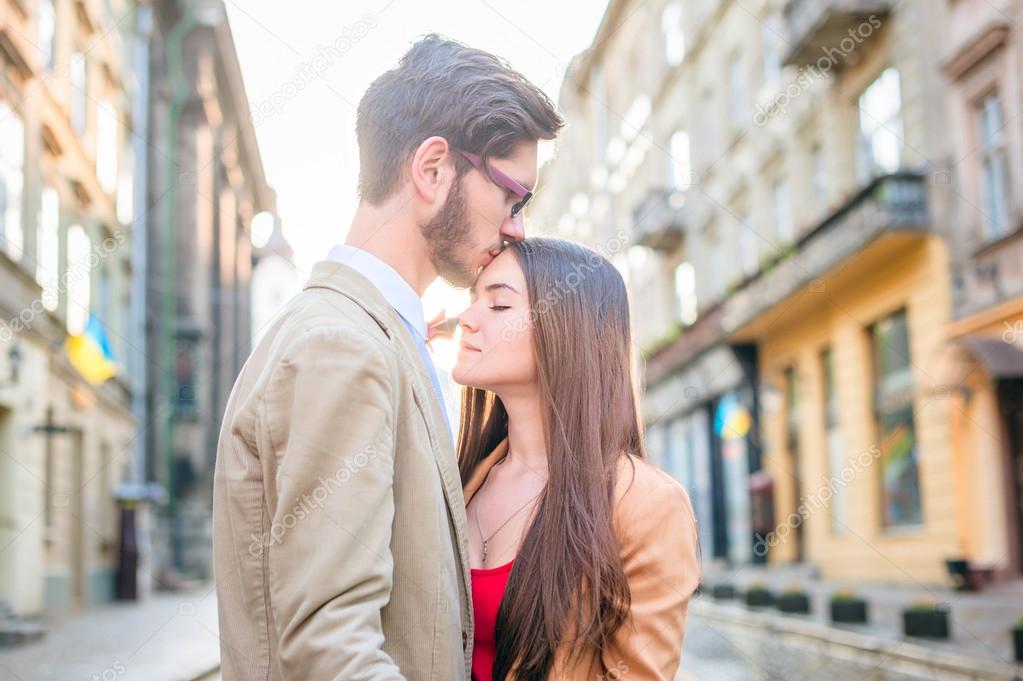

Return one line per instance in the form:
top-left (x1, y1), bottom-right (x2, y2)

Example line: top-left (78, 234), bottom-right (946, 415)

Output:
top-left (725, 185), bottom-right (957, 583)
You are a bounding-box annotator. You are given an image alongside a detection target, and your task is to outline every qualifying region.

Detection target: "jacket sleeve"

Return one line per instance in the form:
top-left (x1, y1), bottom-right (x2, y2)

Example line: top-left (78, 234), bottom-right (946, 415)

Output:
top-left (602, 476), bottom-right (702, 680)
top-left (262, 325), bottom-right (405, 680)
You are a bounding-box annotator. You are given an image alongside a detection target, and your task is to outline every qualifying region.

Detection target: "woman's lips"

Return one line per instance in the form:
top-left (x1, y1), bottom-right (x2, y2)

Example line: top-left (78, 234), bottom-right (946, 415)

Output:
top-left (460, 340), bottom-right (482, 352)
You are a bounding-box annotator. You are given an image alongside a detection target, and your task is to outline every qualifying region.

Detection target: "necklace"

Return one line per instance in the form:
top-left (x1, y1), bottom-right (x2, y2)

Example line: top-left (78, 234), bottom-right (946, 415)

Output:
top-left (473, 457), bottom-right (546, 566)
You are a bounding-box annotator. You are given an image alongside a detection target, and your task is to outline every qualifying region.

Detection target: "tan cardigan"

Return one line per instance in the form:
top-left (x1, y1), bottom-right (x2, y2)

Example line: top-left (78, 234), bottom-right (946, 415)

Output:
top-left (463, 437), bottom-right (702, 681)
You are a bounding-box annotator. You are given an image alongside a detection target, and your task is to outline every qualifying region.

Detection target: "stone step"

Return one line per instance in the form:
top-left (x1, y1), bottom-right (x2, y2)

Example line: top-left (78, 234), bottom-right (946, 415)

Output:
top-left (0, 617), bottom-right (47, 648)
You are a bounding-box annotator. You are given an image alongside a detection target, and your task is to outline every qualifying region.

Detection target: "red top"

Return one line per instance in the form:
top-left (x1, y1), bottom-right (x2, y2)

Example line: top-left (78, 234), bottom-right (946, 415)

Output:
top-left (470, 559), bottom-right (514, 681)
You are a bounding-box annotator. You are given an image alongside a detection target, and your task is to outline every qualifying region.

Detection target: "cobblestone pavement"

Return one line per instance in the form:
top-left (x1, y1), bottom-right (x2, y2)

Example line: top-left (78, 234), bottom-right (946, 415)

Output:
top-left (677, 594), bottom-right (1023, 681)
top-left (0, 585), bottom-right (219, 681)
top-left (705, 563), bottom-right (1023, 664)
top-left (680, 611), bottom-right (951, 681)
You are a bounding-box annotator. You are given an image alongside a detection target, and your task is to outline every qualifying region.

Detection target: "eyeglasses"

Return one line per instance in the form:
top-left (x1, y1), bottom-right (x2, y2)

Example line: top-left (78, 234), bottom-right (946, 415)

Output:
top-left (455, 149), bottom-right (533, 217)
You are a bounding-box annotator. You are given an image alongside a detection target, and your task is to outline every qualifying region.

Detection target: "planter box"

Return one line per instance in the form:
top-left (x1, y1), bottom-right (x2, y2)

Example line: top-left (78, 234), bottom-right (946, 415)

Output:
top-left (830, 598), bottom-right (868, 624)
top-left (1013, 627), bottom-right (1023, 663)
top-left (777, 593), bottom-right (811, 614)
top-left (903, 607), bottom-right (950, 640)
top-left (711, 584), bottom-right (737, 600)
top-left (745, 588), bottom-right (775, 608)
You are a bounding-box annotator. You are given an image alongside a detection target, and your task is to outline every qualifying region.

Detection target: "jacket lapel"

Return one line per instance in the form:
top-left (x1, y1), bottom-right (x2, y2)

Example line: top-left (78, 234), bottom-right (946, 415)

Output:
top-left (303, 260), bottom-right (473, 614)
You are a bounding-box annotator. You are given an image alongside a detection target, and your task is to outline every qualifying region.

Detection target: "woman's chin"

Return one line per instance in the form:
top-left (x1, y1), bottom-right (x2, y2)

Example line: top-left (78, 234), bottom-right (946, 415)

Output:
top-left (451, 364), bottom-right (487, 391)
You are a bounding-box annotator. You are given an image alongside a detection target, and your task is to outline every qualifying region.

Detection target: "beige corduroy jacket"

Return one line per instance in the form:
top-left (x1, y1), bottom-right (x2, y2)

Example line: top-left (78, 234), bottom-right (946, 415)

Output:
top-left (462, 437), bottom-right (702, 681)
top-left (213, 260), bottom-right (472, 681)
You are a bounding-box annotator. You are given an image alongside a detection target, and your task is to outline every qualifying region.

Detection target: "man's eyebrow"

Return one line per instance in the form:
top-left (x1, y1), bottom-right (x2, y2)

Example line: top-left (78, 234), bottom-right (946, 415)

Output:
top-left (517, 176), bottom-right (536, 192)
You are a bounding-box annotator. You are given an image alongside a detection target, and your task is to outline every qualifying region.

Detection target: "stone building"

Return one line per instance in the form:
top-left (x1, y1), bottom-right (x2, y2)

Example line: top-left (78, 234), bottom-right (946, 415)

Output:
top-left (531, 0), bottom-right (1023, 585)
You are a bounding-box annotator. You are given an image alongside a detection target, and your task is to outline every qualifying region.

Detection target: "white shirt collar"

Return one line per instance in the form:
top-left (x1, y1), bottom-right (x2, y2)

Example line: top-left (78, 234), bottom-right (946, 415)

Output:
top-left (326, 244), bottom-right (427, 339)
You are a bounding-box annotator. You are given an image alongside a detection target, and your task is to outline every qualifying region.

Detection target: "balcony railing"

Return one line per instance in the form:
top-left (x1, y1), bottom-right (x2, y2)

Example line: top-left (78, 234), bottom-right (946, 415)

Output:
top-left (722, 171), bottom-right (929, 334)
top-left (783, 0), bottom-right (894, 68)
top-left (632, 188), bottom-right (686, 252)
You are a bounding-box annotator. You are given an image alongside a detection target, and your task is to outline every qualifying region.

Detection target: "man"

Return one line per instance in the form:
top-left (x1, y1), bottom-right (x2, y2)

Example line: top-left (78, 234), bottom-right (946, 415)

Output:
top-left (212, 35), bottom-right (562, 680)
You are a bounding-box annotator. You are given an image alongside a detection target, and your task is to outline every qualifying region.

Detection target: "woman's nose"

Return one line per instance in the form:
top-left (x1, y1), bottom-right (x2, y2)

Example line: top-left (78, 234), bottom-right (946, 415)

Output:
top-left (459, 308), bottom-right (478, 333)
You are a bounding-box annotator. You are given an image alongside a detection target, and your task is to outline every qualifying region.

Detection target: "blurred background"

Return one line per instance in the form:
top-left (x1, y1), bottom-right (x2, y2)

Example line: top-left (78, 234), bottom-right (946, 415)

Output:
top-left (0, 1), bottom-right (1022, 679)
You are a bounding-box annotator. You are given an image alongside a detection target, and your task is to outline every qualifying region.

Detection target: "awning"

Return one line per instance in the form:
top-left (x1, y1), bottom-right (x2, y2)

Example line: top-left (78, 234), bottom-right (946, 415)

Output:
top-left (930, 335), bottom-right (1023, 391)
top-left (959, 336), bottom-right (1023, 379)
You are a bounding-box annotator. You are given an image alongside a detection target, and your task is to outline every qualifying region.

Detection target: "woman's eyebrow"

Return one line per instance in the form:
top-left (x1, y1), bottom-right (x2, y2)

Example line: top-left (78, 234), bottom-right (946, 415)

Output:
top-left (483, 282), bottom-right (520, 295)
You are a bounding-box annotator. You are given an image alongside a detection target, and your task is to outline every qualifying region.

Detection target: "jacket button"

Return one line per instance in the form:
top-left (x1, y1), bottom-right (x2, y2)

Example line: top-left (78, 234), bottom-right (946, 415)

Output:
top-left (462, 630), bottom-right (468, 650)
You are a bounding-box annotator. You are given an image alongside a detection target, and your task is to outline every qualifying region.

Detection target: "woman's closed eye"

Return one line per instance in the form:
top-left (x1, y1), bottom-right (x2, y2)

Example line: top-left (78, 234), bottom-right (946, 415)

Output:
top-left (489, 304), bottom-right (511, 312)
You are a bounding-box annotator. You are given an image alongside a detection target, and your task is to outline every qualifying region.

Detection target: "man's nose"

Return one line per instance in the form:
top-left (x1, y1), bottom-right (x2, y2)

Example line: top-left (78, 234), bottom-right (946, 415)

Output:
top-left (501, 211), bottom-right (525, 242)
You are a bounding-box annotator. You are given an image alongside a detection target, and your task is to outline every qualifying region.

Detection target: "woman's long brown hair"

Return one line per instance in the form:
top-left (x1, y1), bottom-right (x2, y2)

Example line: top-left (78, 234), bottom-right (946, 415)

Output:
top-left (457, 237), bottom-right (644, 680)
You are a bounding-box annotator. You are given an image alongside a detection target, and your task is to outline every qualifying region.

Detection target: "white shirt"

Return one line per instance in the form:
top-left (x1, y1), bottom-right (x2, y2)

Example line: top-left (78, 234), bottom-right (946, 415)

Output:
top-left (326, 244), bottom-right (427, 340)
top-left (326, 244), bottom-right (456, 440)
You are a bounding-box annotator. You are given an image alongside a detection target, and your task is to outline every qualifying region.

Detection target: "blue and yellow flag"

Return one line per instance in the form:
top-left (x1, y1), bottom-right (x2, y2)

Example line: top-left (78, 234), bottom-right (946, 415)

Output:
top-left (66, 314), bottom-right (118, 385)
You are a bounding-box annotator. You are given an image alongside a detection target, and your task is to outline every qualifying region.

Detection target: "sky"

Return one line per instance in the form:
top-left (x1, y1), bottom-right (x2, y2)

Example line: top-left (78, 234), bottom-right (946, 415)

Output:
top-left (225, 0), bottom-right (608, 335)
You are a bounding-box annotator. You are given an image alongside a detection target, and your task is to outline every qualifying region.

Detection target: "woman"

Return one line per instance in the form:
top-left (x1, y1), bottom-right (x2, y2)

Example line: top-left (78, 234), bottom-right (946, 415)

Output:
top-left (451, 237), bottom-right (702, 681)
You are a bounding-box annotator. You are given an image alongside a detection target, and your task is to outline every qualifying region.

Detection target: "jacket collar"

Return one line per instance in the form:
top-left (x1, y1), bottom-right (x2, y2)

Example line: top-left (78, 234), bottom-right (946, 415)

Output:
top-left (302, 260), bottom-right (396, 338)
top-left (325, 244), bottom-right (428, 340)
top-left (303, 259), bottom-right (474, 626)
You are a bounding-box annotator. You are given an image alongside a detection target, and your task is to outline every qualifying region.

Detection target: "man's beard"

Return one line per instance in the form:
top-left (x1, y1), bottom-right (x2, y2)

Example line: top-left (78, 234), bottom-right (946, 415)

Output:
top-left (421, 179), bottom-right (478, 288)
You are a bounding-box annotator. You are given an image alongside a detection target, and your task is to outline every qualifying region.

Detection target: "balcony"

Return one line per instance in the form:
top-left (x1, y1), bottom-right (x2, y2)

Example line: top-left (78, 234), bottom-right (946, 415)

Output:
top-left (783, 0), bottom-right (893, 68)
top-left (722, 171), bottom-right (929, 335)
top-left (632, 188), bottom-right (686, 252)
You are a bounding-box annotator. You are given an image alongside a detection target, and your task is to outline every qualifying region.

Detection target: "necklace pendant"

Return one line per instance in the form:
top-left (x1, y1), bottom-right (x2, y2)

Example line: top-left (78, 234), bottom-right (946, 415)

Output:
top-left (481, 540), bottom-right (488, 564)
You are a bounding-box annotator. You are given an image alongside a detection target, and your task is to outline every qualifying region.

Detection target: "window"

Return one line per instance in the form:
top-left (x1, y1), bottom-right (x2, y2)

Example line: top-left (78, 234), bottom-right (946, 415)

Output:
top-left (38, 187), bottom-right (60, 310)
top-left (700, 87), bottom-right (717, 162)
top-left (98, 257), bottom-right (112, 332)
top-left (662, 2), bottom-right (685, 66)
top-left (70, 52), bottom-right (87, 135)
top-left (785, 365), bottom-right (804, 558)
top-left (38, 0), bottom-right (55, 72)
top-left (871, 309), bottom-right (922, 528)
top-left (674, 261), bottom-right (698, 325)
top-left (96, 100), bottom-right (118, 194)
top-left (811, 143), bottom-right (827, 214)
top-left (729, 52), bottom-right (747, 127)
top-left (977, 92), bottom-right (1011, 239)
top-left (858, 68), bottom-right (903, 180)
top-left (785, 366), bottom-right (799, 454)
top-left (822, 348), bottom-right (847, 533)
top-left (762, 14), bottom-right (782, 86)
top-left (669, 129), bottom-right (691, 191)
top-left (705, 222), bottom-right (726, 300)
top-left (773, 179), bottom-right (793, 243)
top-left (0, 100), bottom-right (25, 261)
top-left (66, 224), bottom-right (91, 335)
top-left (739, 213), bottom-right (758, 277)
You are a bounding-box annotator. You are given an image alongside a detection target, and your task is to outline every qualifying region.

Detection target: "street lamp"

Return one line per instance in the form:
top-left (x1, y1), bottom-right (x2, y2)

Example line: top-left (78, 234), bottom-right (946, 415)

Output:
top-left (0, 342), bottom-right (23, 387)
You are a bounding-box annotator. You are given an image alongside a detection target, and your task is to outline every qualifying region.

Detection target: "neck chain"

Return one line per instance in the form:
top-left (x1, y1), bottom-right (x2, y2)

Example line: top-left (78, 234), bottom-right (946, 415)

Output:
top-left (473, 455), bottom-right (546, 566)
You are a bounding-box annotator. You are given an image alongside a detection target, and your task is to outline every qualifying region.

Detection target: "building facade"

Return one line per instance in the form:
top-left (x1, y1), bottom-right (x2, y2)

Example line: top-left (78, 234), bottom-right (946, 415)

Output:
top-left (532, 0), bottom-right (1023, 585)
top-left (141, 0), bottom-right (274, 582)
top-left (0, 0), bottom-right (138, 617)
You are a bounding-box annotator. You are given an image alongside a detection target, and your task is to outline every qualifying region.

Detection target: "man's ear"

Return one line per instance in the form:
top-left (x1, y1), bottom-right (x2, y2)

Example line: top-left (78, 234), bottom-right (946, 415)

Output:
top-left (410, 136), bottom-right (454, 205)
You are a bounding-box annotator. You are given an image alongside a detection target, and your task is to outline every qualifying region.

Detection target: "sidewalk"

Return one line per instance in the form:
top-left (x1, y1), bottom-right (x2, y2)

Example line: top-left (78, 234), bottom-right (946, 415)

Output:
top-left (699, 562), bottom-right (1023, 674)
top-left (0, 585), bottom-right (220, 681)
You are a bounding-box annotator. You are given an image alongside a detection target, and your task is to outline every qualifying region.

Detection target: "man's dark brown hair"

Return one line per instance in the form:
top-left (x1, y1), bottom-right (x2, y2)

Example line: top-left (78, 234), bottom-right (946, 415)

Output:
top-left (356, 34), bottom-right (564, 203)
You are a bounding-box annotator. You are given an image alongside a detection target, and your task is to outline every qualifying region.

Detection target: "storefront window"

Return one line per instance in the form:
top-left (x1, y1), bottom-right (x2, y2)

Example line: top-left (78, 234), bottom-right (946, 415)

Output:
top-left (872, 309), bottom-right (922, 528)
top-left (823, 348), bottom-right (847, 533)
